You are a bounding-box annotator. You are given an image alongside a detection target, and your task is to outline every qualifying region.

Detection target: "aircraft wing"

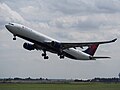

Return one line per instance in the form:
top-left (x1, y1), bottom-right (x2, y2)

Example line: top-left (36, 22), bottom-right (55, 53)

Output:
top-left (61, 38), bottom-right (117, 49)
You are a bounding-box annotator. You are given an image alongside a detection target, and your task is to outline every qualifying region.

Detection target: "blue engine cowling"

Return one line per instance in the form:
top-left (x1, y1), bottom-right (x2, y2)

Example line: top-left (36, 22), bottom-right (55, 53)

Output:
top-left (23, 43), bottom-right (35, 51)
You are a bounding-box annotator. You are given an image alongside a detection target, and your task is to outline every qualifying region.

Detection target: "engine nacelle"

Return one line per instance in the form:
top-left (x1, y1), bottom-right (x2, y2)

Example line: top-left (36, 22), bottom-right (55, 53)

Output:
top-left (23, 43), bottom-right (35, 51)
top-left (51, 41), bottom-right (62, 49)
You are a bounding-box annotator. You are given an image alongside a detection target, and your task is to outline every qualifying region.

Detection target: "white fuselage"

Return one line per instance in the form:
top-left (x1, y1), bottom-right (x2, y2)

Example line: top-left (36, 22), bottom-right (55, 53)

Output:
top-left (5, 23), bottom-right (91, 60)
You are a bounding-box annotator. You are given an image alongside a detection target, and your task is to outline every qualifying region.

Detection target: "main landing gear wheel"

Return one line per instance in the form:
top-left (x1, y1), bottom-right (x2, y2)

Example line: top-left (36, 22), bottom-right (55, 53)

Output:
top-left (42, 53), bottom-right (46, 56)
top-left (42, 50), bottom-right (49, 59)
top-left (60, 55), bottom-right (64, 59)
top-left (44, 56), bottom-right (49, 59)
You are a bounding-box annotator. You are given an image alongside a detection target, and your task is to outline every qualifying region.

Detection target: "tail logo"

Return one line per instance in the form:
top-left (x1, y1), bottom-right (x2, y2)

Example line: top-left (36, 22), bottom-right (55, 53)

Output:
top-left (84, 44), bottom-right (99, 56)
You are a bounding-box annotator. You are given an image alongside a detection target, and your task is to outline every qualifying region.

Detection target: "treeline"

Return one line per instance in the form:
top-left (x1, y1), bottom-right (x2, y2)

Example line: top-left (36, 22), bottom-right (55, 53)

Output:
top-left (0, 77), bottom-right (120, 83)
top-left (0, 77), bottom-right (48, 81)
top-left (75, 78), bottom-right (120, 83)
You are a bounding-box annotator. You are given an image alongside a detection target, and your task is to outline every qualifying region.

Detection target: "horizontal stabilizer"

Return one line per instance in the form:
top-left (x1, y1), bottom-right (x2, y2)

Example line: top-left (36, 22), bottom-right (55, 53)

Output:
top-left (93, 56), bottom-right (111, 59)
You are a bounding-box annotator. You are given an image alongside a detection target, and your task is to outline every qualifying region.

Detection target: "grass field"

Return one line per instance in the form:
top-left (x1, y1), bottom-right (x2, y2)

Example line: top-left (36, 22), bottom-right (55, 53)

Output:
top-left (0, 83), bottom-right (120, 90)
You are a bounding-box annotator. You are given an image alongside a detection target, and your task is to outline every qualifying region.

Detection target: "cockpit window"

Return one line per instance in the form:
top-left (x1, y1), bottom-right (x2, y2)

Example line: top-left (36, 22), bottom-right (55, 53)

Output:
top-left (9, 23), bottom-right (14, 25)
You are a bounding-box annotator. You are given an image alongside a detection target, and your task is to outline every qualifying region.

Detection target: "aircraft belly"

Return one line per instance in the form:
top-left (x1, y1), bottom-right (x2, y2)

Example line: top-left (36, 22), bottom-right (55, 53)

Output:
top-left (64, 48), bottom-right (90, 60)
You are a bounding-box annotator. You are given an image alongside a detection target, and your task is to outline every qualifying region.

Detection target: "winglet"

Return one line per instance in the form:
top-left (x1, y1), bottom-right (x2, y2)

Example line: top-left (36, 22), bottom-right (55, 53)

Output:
top-left (83, 38), bottom-right (117, 56)
top-left (111, 38), bottom-right (117, 42)
top-left (96, 38), bottom-right (117, 44)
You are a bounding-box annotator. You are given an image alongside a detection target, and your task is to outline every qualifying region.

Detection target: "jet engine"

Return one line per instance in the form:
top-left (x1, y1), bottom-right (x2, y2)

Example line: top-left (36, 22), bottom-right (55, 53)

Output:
top-left (23, 43), bottom-right (35, 51)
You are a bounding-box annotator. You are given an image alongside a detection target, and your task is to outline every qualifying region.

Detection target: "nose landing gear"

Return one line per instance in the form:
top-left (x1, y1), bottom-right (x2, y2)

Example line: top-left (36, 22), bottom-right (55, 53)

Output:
top-left (13, 35), bottom-right (16, 40)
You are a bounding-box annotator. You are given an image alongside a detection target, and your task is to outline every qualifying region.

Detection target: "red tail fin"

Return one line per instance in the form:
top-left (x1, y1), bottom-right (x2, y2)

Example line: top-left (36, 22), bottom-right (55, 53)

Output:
top-left (84, 44), bottom-right (99, 56)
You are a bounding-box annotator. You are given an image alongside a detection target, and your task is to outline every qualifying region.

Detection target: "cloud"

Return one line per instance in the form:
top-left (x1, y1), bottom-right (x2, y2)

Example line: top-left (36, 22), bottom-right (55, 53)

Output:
top-left (95, 0), bottom-right (120, 13)
top-left (0, 3), bottom-right (26, 29)
top-left (48, 13), bottom-right (120, 32)
top-left (8, 0), bottom-right (119, 34)
top-left (40, 0), bottom-right (120, 15)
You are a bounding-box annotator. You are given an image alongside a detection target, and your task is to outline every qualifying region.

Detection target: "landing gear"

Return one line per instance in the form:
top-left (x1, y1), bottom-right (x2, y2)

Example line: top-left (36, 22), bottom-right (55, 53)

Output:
top-left (42, 53), bottom-right (46, 57)
top-left (44, 56), bottom-right (49, 59)
top-left (13, 35), bottom-right (16, 40)
top-left (60, 55), bottom-right (64, 59)
top-left (58, 52), bottom-right (64, 59)
top-left (42, 50), bottom-right (49, 59)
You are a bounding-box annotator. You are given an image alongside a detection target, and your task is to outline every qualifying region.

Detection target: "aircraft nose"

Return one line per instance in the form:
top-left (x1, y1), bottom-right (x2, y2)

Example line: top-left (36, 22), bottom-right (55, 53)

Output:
top-left (5, 24), bottom-right (13, 32)
top-left (5, 23), bottom-right (13, 30)
top-left (5, 24), bottom-right (9, 29)
top-left (5, 23), bottom-right (14, 29)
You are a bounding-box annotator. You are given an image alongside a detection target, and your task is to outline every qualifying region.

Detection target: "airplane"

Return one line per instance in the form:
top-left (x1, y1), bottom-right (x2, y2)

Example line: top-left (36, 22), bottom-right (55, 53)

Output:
top-left (5, 23), bottom-right (117, 60)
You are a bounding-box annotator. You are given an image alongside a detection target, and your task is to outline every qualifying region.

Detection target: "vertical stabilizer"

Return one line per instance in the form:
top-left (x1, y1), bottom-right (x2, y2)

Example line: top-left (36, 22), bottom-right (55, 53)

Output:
top-left (84, 44), bottom-right (99, 56)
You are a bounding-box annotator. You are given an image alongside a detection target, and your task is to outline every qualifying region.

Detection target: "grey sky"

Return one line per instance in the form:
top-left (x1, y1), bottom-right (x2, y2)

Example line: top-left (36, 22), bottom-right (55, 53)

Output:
top-left (0, 0), bottom-right (120, 79)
